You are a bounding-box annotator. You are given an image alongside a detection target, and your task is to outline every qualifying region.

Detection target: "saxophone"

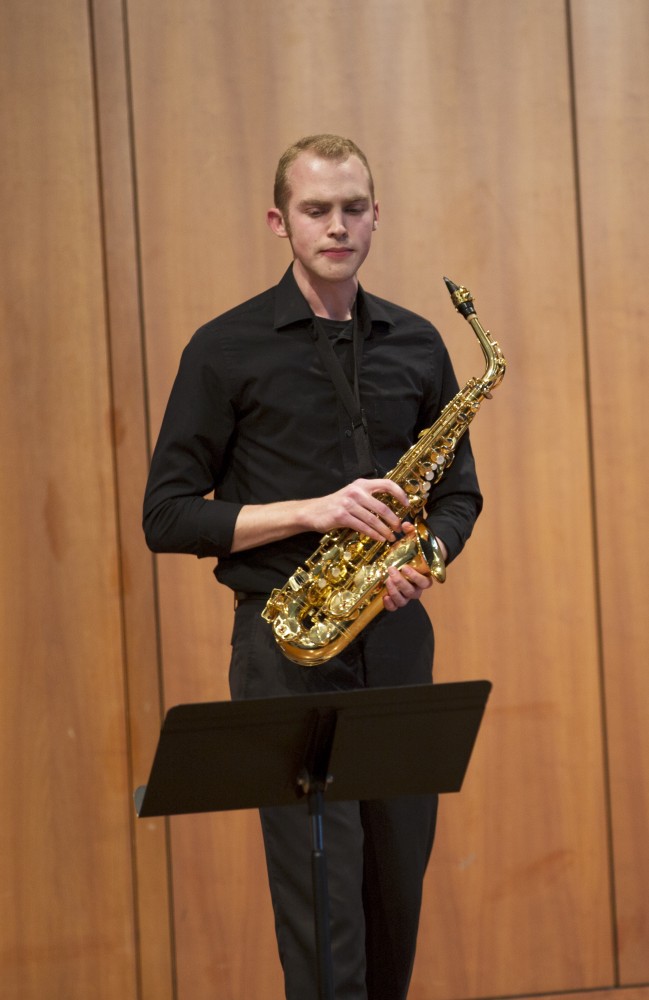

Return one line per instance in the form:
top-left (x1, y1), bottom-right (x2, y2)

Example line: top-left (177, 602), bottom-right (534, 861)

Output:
top-left (262, 278), bottom-right (506, 665)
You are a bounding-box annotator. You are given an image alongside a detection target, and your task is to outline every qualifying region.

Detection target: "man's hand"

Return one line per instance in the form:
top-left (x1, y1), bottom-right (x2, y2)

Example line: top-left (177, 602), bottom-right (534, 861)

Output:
top-left (232, 478), bottom-right (435, 556)
top-left (382, 523), bottom-right (447, 612)
top-left (304, 478), bottom-right (410, 542)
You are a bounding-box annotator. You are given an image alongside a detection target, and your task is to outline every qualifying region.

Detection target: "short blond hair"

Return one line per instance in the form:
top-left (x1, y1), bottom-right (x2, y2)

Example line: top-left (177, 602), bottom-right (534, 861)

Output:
top-left (273, 134), bottom-right (375, 217)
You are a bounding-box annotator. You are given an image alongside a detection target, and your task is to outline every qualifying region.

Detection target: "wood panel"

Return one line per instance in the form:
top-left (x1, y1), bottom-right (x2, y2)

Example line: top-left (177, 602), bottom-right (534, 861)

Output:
top-left (7, 1), bottom-right (649, 998)
top-left (571, 0), bottom-right (649, 986)
top-left (0, 1), bottom-right (138, 998)
top-left (89, 0), bottom-right (175, 997)
top-left (376, 2), bottom-right (612, 995)
top-left (128, 1), bottom-right (617, 998)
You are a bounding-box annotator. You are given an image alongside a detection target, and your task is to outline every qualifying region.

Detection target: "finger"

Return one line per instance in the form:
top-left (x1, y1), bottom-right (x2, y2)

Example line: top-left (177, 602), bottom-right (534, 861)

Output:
top-left (384, 566), bottom-right (415, 607)
top-left (340, 506), bottom-right (398, 542)
top-left (363, 487), bottom-right (413, 530)
top-left (348, 479), bottom-right (410, 525)
top-left (399, 564), bottom-right (433, 591)
top-left (383, 565), bottom-right (432, 610)
top-left (345, 496), bottom-right (402, 539)
top-left (362, 498), bottom-right (402, 534)
top-left (347, 515), bottom-right (393, 542)
top-left (369, 478), bottom-right (411, 509)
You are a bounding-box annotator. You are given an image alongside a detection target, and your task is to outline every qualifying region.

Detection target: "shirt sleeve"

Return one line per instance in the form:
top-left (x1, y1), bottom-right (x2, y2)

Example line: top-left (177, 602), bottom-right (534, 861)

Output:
top-left (142, 330), bottom-right (242, 558)
top-left (421, 340), bottom-right (484, 564)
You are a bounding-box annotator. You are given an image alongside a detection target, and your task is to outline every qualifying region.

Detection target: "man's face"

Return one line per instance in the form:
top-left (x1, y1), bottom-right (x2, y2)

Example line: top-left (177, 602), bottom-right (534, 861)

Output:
top-left (269, 152), bottom-right (379, 289)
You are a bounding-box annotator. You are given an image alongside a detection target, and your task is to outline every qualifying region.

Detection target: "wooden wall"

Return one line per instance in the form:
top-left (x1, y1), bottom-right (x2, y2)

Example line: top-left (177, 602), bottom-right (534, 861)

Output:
top-left (1, 1), bottom-right (647, 998)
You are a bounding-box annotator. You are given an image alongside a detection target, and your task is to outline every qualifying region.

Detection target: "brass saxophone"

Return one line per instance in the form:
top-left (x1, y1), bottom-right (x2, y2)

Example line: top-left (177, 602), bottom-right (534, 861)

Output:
top-left (262, 278), bottom-right (506, 665)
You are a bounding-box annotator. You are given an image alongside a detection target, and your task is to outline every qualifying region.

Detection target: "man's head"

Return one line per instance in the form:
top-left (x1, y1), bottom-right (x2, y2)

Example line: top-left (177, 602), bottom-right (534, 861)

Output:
top-left (273, 134), bottom-right (375, 221)
top-left (267, 135), bottom-right (379, 304)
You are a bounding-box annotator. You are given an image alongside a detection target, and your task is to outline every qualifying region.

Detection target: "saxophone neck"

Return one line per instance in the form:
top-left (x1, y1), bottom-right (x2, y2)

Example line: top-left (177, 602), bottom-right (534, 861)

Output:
top-left (468, 314), bottom-right (507, 395)
top-left (445, 277), bottom-right (506, 396)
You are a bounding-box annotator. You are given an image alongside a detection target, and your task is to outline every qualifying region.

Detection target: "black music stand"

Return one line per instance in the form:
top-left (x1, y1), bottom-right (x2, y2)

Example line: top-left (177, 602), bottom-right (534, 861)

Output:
top-left (135, 680), bottom-right (491, 1000)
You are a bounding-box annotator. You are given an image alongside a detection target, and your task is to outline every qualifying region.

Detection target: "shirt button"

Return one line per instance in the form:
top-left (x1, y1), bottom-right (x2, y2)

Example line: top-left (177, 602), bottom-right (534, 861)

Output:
top-left (345, 429), bottom-right (352, 437)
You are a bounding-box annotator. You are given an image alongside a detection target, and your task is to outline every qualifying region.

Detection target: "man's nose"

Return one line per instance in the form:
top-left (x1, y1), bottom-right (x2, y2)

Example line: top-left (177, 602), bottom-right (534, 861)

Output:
top-left (327, 211), bottom-right (347, 237)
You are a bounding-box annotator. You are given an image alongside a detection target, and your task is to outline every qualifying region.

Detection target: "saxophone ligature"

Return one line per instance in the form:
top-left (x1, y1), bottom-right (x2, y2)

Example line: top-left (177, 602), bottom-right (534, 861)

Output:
top-left (262, 278), bottom-right (506, 665)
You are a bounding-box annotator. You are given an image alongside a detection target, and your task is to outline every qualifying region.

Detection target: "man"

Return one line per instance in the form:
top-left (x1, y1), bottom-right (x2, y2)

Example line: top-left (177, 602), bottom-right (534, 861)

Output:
top-left (144, 134), bottom-right (482, 1000)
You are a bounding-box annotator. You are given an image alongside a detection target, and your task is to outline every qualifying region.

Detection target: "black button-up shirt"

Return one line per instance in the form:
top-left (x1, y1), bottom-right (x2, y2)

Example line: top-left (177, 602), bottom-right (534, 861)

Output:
top-left (143, 266), bottom-right (483, 594)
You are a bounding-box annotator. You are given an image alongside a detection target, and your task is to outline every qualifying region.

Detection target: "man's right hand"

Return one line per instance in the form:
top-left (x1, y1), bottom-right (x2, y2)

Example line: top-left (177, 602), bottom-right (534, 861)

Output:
top-left (230, 478), bottom-right (410, 553)
top-left (303, 478), bottom-right (410, 542)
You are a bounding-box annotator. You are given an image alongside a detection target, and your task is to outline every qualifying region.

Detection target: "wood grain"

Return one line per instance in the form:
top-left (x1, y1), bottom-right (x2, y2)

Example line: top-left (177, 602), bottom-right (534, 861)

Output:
top-left (89, 0), bottom-right (175, 996)
top-left (129, 1), bottom-right (616, 997)
top-left (571, 0), bottom-right (649, 985)
top-left (3, 0), bottom-right (647, 997)
top-left (0, 1), bottom-right (138, 997)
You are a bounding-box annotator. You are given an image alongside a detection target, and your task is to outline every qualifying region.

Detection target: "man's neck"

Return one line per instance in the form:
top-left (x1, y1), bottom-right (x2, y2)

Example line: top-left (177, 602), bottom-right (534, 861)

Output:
top-left (291, 261), bottom-right (358, 320)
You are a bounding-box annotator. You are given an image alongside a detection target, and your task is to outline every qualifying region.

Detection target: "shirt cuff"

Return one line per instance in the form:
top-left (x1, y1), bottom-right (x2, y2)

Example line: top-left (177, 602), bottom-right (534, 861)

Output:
top-left (196, 499), bottom-right (243, 558)
top-left (425, 517), bottom-right (464, 566)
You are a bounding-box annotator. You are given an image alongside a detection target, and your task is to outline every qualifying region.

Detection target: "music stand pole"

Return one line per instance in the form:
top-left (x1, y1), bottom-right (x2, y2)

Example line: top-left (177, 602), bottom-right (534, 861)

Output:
top-left (297, 708), bottom-right (338, 1000)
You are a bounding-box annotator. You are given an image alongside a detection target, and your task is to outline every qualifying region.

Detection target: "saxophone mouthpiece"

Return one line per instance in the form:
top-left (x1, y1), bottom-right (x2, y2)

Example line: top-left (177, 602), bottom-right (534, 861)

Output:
top-left (444, 276), bottom-right (476, 318)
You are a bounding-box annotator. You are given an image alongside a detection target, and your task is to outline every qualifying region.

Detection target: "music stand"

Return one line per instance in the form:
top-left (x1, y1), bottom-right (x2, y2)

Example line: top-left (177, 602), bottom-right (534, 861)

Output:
top-left (135, 680), bottom-right (491, 1000)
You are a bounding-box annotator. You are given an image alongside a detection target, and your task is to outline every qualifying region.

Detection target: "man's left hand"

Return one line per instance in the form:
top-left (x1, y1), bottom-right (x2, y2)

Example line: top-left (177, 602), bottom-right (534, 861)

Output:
top-left (382, 525), bottom-right (447, 611)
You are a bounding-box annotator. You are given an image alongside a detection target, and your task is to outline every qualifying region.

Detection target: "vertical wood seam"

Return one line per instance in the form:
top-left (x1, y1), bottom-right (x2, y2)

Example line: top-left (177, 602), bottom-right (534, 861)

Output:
top-left (85, 0), bottom-right (143, 995)
top-left (120, 0), bottom-right (179, 990)
top-left (87, 0), bottom-right (178, 994)
top-left (565, 0), bottom-right (620, 985)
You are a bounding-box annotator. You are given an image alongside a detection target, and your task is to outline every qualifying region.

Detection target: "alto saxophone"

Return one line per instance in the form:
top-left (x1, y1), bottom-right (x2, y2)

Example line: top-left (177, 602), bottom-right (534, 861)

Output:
top-left (262, 278), bottom-right (506, 665)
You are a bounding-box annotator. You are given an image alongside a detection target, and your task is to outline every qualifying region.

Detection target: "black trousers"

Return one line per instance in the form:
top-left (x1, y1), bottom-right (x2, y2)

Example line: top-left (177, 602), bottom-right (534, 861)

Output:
top-left (229, 598), bottom-right (438, 1000)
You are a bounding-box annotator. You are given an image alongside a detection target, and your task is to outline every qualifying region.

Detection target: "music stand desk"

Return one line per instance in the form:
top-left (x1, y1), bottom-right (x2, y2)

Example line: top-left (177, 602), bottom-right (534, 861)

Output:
top-left (135, 680), bottom-right (491, 999)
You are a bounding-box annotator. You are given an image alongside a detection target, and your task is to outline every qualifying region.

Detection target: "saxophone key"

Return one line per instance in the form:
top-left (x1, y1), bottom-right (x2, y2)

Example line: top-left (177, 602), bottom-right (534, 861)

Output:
top-left (324, 561), bottom-right (347, 584)
top-left (287, 568), bottom-right (310, 592)
top-left (344, 539), bottom-right (368, 562)
top-left (307, 580), bottom-right (331, 607)
top-left (275, 617), bottom-right (303, 641)
top-left (306, 621), bottom-right (341, 646)
top-left (404, 477), bottom-right (423, 495)
top-left (327, 590), bottom-right (361, 618)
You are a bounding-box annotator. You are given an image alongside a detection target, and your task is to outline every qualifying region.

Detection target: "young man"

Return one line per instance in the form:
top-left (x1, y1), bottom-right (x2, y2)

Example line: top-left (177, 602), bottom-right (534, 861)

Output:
top-left (144, 134), bottom-right (482, 1000)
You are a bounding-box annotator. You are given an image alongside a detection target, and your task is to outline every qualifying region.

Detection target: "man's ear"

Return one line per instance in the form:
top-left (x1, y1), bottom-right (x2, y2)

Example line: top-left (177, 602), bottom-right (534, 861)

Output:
top-left (267, 208), bottom-right (289, 238)
top-left (372, 202), bottom-right (380, 231)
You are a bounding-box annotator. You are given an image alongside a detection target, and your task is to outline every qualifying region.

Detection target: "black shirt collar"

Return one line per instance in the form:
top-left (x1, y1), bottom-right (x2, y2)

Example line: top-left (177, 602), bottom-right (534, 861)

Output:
top-left (273, 264), bottom-right (394, 338)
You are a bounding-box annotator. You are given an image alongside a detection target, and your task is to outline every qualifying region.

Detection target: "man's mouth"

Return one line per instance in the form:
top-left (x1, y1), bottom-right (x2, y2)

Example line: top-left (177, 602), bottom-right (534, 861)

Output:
top-left (321, 247), bottom-right (353, 257)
